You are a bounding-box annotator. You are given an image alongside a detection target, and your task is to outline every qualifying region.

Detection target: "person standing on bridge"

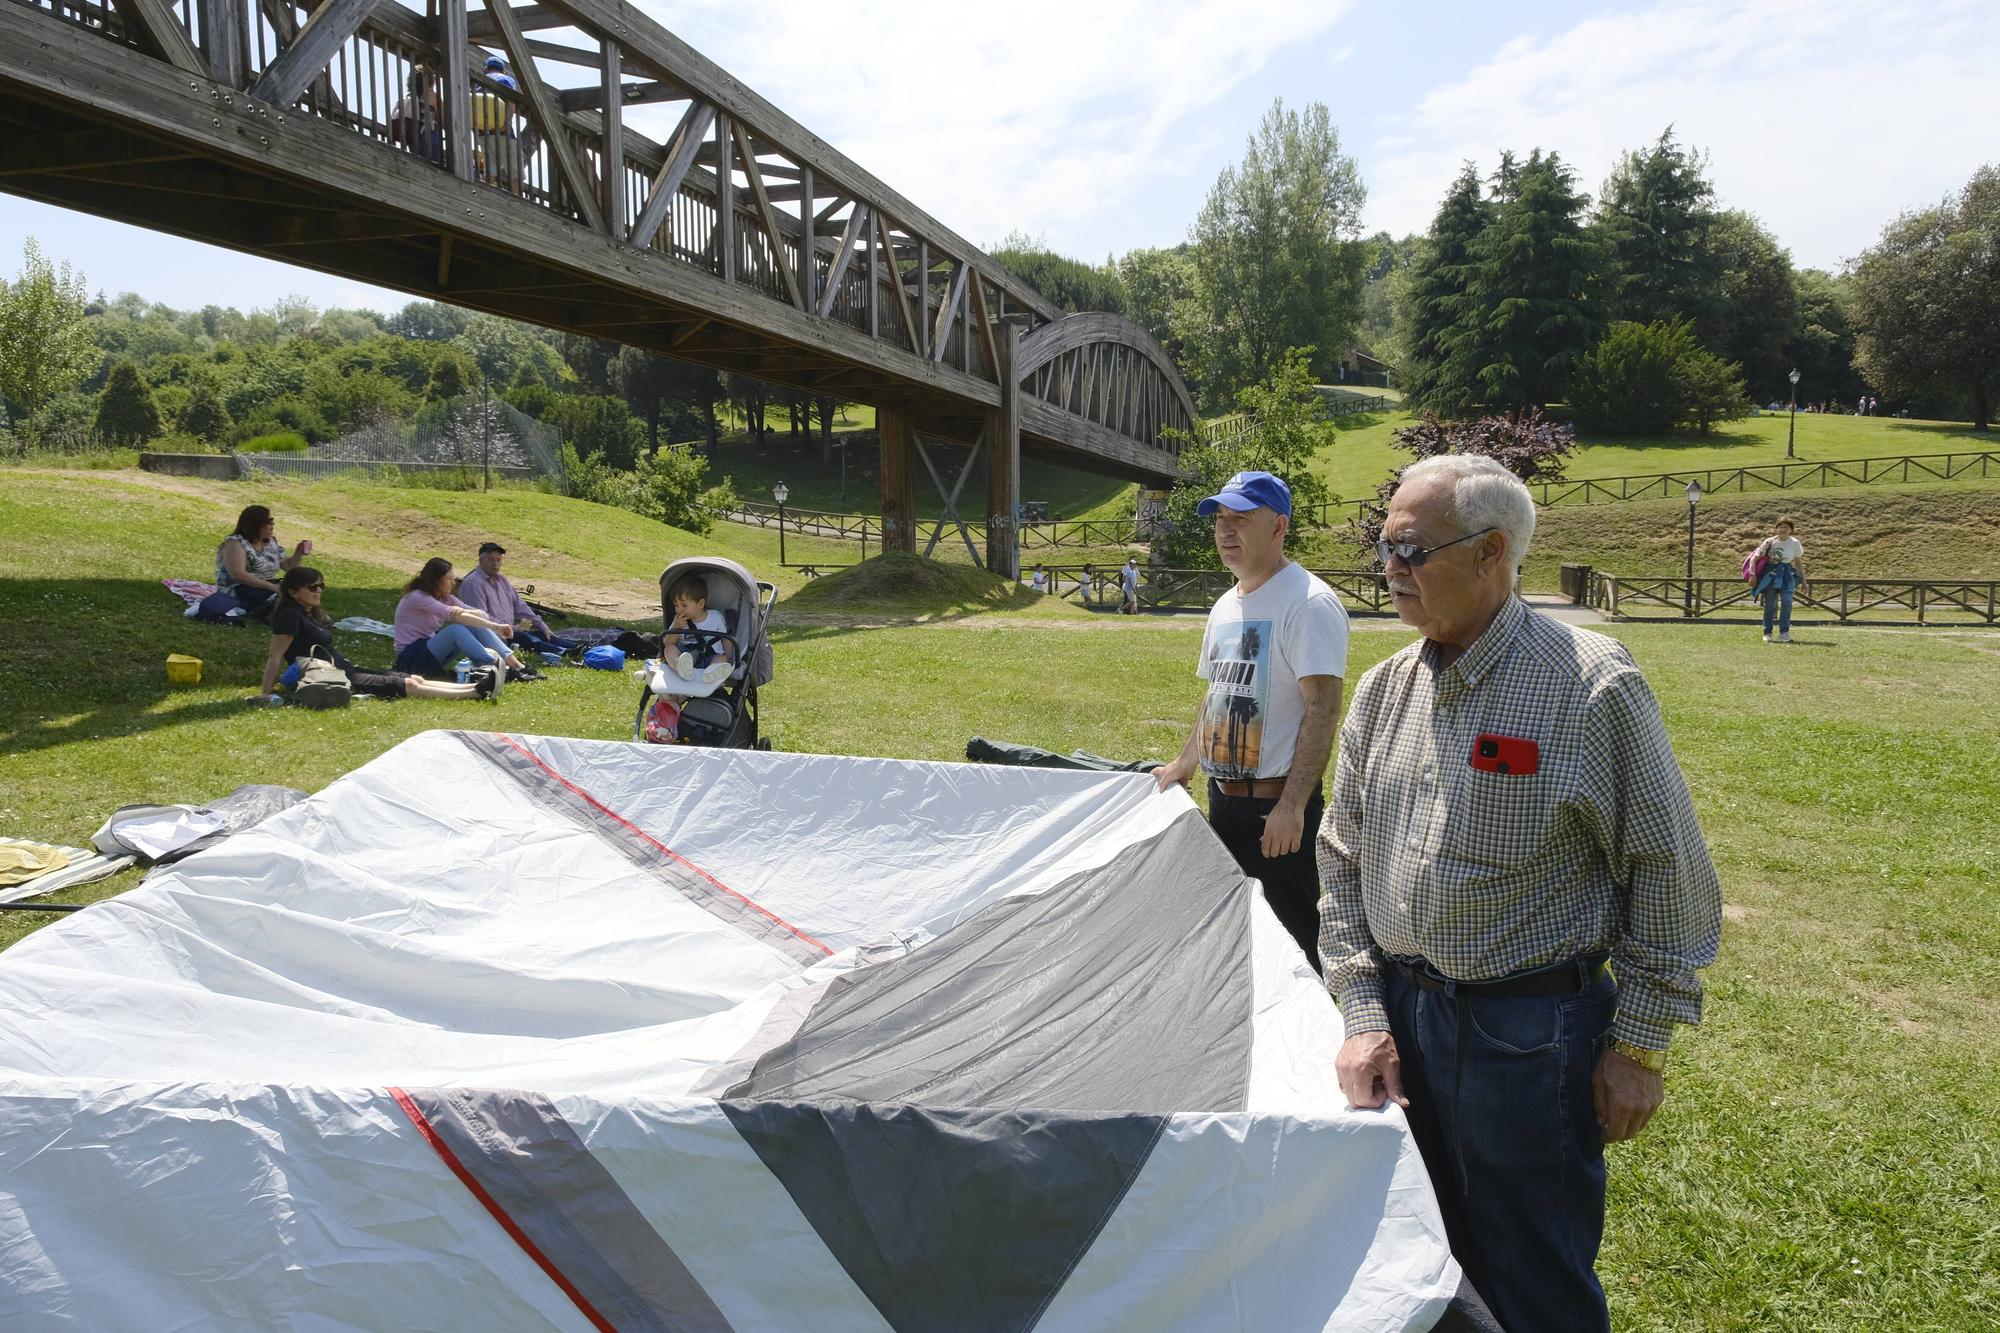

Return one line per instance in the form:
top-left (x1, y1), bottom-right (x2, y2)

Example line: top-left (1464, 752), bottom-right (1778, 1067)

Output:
top-left (474, 55), bottom-right (521, 194)
top-left (1319, 454), bottom-right (1720, 1333)
top-left (1152, 471), bottom-right (1349, 970)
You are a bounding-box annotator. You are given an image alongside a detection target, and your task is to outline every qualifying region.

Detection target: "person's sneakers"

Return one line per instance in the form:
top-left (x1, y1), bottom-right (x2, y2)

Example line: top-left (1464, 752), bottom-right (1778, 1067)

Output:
top-left (473, 666), bottom-right (503, 702)
top-left (1778, 632), bottom-right (1792, 643)
top-left (505, 664), bottom-right (545, 683)
top-left (1762, 633), bottom-right (1772, 643)
top-left (699, 660), bottom-right (733, 685)
top-left (672, 651), bottom-right (696, 680)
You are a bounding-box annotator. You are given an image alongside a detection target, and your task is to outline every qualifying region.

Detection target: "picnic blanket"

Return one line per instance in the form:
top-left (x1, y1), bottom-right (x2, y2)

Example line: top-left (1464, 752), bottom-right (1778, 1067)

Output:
top-left (0, 837), bottom-right (135, 905)
top-left (162, 578), bottom-right (215, 612)
top-left (332, 616), bottom-right (396, 638)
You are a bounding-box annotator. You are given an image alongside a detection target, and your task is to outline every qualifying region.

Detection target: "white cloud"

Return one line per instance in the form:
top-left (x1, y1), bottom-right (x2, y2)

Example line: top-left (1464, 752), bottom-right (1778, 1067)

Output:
top-left (646, 0), bottom-right (1353, 255)
top-left (1330, 44), bottom-right (1355, 66)
top-left (1363, 0), bottom-right (2000, 269)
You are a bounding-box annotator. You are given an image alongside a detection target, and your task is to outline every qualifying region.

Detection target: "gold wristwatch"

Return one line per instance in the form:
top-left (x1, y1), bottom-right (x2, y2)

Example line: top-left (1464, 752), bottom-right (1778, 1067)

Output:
top-left (1610, 1039), bottom-right (1668, 1073)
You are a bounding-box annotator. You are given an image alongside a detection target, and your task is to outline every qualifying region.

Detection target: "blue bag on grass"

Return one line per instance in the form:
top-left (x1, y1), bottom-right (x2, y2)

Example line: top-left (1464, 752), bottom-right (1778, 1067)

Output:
top-left (581, 645), bottom-right (625, 671)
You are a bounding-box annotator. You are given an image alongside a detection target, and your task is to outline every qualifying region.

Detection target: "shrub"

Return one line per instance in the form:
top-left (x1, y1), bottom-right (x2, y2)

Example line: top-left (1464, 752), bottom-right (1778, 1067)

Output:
top-left (238, 430), bottom-right (309, 453)
top-left (1569, 318), bottom-right (1751, 436)
top-left (148, 430), bottom-right (224, 455)
top-left (94, 359), bottom-right (162, 445)
top-left (1568, 320), bottom-right (1695, 435)
top-left (1351, 409), bottom-right (1576, 554)
top-left (548, 393), bottom-right (645, 470)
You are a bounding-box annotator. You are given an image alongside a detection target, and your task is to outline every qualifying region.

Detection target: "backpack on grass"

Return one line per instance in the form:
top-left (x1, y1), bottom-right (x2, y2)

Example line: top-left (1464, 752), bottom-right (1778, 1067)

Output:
top-left (291, 648), bottom-right (352, 709)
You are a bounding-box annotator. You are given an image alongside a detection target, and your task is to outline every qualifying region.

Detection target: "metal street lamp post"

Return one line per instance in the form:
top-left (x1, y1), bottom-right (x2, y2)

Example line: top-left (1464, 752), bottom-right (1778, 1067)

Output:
top-left (1786, 367), bottom-right (1800, 460)
top-left (773, 480), bottom-right (789, 566)
top-left (1683, 478), bottom-right (1703, 618)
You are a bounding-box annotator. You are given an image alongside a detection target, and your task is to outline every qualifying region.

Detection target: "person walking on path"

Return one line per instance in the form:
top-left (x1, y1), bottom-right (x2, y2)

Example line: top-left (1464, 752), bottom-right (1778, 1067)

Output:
top-left (1120, 556), bottom-right (1142, 614)
top-left (1318, 453), bottom-right (1721, 1333)
top-left (1751, 519), bottom-right (1808, 643)
top-left (1153, 471), bottom-right (1349, 969)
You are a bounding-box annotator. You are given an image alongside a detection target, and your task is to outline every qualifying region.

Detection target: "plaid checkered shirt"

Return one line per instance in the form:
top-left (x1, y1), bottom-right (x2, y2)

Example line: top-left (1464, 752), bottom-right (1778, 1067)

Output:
top-left (1316, 596), bottom-right (1721, 1049)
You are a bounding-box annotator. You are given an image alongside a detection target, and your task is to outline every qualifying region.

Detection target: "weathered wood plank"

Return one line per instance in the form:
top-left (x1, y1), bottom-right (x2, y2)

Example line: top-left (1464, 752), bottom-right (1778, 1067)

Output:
top-left (799, 163), bottom-right (814, 311)
top-left (464, 4), bottom-right (569, 44)
top-left (251, 0), bottom-right (374, 108)
top-left (733, 121), bottom-right (801, 308)
top-left (439, 0), bottom-right (475, 181)
top-left (716, 111), bottom-right (734, 280)
top-left (485, 0), bottom-right (604, 231)
top-left (930, 261), bottom-right (965, 365)
top-left (598, 39), bottom-right (623, 237)
top-left (876, 213), bottom-right (917, 353)
top-left (111, 0), bottom-right (210, 78)
top-left (967, 271), bottom-right (998, 379)
top-left (556, 77), bottom-right (678, 112)
top-left (628, 99), bottom-right (709, 248)
top-left (816, 203), bottom-right (866, 318)
top-left (199, 0), bottom-right (245, 88)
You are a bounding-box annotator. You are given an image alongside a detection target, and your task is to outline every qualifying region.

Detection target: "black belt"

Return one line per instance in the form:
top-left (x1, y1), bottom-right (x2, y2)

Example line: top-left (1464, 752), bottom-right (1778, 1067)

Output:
top-left (1387, 953), bottom-right (1610, 1194)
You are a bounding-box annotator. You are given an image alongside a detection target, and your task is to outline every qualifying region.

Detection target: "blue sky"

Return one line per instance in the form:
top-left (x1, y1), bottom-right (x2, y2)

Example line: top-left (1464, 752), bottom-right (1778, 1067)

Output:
top-left (4, 0), bottom-right (1995, 315)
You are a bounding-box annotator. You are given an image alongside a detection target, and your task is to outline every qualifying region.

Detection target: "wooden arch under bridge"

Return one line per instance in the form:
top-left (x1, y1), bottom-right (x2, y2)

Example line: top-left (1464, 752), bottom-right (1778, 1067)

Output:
top-left (0, 0), bottom-right (1200, 575)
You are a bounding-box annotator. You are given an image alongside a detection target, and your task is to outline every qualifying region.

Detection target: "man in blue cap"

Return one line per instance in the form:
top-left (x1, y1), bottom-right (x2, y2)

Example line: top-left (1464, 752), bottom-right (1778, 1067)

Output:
top-left (1153, 470), bottom-right (1349, 969)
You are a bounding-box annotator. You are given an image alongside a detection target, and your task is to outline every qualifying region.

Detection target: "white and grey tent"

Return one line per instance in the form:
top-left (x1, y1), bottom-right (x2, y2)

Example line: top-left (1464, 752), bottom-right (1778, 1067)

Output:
top-left (0, 731), bottom-right (1481, 1330)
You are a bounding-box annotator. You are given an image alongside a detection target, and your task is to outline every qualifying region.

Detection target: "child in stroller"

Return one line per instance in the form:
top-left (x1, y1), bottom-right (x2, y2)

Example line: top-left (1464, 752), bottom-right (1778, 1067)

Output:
top-left (634, 557), bottom-right (776, 749)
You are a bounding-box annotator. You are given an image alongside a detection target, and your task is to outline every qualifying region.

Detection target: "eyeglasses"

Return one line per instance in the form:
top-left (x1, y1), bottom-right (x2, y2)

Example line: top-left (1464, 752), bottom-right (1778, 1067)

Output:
top-left (302, 583), bottom-right (325, 592)
top-left (1375, 527), bottom-right (1495, 568)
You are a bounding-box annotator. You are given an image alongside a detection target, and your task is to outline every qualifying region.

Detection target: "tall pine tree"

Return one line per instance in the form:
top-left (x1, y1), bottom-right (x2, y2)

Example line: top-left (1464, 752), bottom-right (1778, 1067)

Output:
top-left (1468, 150), bottom-right (1601, 411)
top-left (94, 360), bottom-right (161, 445)
top-left (1393, 163), bottom-right (1492, 417)
top-left (1596, 129), bottom-right (1724, 331)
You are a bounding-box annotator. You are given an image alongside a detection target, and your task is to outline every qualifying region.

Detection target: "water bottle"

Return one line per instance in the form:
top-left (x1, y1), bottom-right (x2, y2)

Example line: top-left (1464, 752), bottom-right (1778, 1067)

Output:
top-left (454, 656), bottom-right (471, 684)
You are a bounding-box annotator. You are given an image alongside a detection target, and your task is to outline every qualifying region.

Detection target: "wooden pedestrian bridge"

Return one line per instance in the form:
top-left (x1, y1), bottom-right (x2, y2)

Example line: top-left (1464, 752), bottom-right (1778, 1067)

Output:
top-left (0, 0), bottom-right (1200, 575)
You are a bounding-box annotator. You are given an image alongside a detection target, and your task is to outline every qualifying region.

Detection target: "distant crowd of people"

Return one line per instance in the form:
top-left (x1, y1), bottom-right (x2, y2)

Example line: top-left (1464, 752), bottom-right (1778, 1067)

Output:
top-left (1768, 393), bottom-right (1905, 417)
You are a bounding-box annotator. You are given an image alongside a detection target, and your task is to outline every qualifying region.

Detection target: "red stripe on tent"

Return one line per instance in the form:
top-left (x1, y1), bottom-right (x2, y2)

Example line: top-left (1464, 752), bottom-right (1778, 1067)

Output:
top-left (494, 734), bottom-right (831, 956)
top-left (390, 1087), bottom-right (620, 1333)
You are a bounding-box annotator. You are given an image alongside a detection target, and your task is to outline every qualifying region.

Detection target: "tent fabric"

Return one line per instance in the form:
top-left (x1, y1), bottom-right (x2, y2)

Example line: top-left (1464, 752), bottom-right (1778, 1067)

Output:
top-left (0, 730), bottom-right (1464, 1330)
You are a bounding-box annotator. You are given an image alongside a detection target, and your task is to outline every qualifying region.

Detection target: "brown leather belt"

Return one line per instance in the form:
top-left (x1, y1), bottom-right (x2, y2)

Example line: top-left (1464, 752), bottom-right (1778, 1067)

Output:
top-left (1213, 775), bottom-right (1289, 799)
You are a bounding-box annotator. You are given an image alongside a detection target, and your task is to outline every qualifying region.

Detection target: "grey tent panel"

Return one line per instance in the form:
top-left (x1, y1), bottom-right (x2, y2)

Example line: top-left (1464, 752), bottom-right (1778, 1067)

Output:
top-left (726, 810), bottom-right (1254, 1114)
top-left (402, 1087), bottom-right (734, 1333)
top-left (721, 1100), bottom-right (1165, 1333)
top-left (456, 731), bottom-right (829, 965)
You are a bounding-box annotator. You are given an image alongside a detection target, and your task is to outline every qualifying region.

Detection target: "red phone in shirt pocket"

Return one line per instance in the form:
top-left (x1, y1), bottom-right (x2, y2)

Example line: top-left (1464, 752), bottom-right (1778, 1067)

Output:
top-left (1470, 733), bottom-right (1540, 776)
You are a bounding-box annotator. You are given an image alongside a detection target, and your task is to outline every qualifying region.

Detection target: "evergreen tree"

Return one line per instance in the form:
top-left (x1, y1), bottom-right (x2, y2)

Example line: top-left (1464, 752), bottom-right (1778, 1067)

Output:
top-left (1595, 129), bottom-right (1724, 330)
top-left (179, 379), bottom-right (233, 442)
top-left (1467, 150), bottom-right (1601, 410)
top-left (94, 359), bottom-right (162, 444)
top-left (1393, 163), bottom-right (1491, 417)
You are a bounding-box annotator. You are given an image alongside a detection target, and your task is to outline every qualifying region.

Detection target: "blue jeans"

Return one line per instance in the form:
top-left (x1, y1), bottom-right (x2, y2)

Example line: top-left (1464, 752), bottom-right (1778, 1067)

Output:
top-left (511, 627), bottom-right (571, 657)
top-left (1385, 960), bottom-right (1617, 1333)
top-left (425, 622), bottom-right (509, 669)
top-left (1761, 586), bottom-right (1793, 634)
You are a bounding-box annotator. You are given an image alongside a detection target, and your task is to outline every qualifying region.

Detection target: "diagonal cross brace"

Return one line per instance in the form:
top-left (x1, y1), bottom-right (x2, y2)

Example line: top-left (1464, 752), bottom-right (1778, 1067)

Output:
top-left (249, 0), bottom-right (374, 108)
top-left (915, 432), bottom-right (985, 567)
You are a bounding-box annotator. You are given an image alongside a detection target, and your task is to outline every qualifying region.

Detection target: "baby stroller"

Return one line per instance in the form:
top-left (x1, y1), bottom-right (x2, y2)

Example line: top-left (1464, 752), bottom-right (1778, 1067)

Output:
top-left (631, 556), bottom-right (776, 749)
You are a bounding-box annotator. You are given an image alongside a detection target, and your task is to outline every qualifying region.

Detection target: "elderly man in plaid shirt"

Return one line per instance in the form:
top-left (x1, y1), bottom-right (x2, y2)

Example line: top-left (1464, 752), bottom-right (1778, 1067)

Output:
top-left (1318, 454), bottom-right (1720, 1332)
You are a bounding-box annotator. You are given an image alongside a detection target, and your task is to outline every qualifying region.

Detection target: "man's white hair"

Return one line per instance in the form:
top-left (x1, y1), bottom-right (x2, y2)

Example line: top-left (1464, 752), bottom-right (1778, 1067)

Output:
top-left (1399, 455), bottom-right (1536, 576)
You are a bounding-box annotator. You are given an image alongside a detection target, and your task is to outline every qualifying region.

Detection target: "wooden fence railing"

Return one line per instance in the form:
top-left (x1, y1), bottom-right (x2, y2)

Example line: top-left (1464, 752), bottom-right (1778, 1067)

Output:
top-left (1533, 451), bottom-right (1999, 505)
top-left (720, 448), bottom-right (2000, 549)
top-left (1582, 572), bottom-right (2000, 625)
top-left (1034, 566), bottom-right (1394, 614)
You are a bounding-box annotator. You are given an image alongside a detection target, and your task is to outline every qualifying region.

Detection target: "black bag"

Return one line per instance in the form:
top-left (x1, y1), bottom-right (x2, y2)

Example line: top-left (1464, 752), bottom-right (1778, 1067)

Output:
top-left (613, 630), bottom-right (662, 658)
top-left (291, 647), bottom-right (352, 709)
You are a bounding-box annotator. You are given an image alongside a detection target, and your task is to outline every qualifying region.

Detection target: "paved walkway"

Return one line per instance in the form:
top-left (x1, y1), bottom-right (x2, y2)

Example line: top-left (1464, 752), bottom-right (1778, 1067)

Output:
top-left (1519, 592), bottom-right (1606, 626)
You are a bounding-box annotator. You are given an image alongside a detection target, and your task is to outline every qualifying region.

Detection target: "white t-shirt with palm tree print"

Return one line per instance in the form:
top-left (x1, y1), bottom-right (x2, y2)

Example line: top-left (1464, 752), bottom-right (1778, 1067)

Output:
top-left (1196, 561), bottom-right (1350, 781)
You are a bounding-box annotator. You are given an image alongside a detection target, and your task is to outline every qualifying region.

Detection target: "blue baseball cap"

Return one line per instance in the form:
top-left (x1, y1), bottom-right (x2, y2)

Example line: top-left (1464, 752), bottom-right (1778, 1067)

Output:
top-left (1196, 470), bottom-right (1292, 518)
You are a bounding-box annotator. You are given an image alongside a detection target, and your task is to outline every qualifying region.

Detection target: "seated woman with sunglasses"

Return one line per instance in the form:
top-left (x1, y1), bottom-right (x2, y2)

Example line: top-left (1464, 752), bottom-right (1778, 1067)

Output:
top-left (255, 567), bottom-right (497, 703)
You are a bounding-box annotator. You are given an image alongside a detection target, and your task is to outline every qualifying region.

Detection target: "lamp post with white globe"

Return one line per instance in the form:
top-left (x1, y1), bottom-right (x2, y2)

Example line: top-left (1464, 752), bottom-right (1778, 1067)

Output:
top-left (773, 480), bottom-right (789, 566)
top-left (1786, 368), bottom-right (1801, 459)
top-left (1683, 478), bottom-right (1703, 618)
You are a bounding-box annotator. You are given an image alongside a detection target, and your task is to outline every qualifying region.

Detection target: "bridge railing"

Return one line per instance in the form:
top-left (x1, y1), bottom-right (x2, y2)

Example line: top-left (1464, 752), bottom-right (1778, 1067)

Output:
top-left (1583, 572), bottom-right (2000, 625)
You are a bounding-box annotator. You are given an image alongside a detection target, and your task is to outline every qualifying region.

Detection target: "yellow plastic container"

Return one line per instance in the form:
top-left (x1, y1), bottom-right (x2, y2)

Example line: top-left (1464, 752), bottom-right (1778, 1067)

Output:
top-left (166, 653), bottom-right (204, 685)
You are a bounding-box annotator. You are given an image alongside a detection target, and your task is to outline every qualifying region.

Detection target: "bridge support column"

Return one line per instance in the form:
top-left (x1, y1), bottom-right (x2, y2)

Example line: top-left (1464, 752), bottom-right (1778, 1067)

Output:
top-left (878, 404), bottom-right (917, 555)
top-left (985, 315), bottom-right (1025, 579)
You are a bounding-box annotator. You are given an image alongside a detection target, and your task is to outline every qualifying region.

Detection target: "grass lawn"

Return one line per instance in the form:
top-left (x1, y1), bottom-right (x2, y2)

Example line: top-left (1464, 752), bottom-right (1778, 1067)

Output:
top-left (3, 468), bottom-right (1998, 1329)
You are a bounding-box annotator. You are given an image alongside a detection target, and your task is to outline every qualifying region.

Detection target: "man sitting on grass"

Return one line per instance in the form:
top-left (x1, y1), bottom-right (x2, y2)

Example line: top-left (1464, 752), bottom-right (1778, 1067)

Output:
top-left (456, 542), bottom-right (571, 660)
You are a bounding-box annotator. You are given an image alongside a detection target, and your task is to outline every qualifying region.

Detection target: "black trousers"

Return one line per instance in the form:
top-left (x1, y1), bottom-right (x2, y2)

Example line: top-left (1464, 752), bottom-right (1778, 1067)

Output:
top-left (1206, 780), bottom-right (1326, 972)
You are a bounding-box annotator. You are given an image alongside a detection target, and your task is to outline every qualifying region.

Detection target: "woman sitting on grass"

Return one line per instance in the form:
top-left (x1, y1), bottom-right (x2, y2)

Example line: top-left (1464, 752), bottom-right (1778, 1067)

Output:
top-left (390, 557), bottom-right (540, 682)
top-left (258, 567), bottom-right (497, 702)
top-left (217, 504), bottom-right (309, 617)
